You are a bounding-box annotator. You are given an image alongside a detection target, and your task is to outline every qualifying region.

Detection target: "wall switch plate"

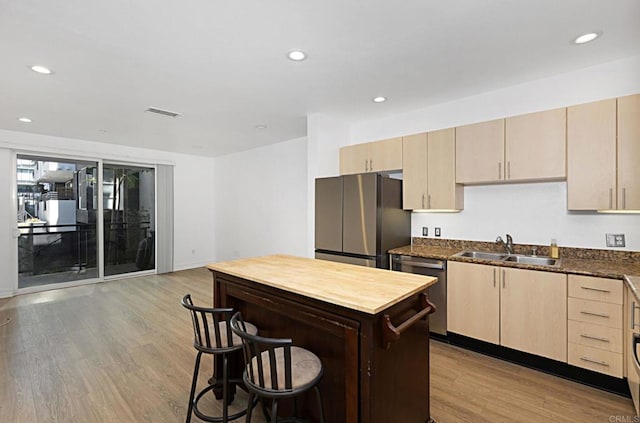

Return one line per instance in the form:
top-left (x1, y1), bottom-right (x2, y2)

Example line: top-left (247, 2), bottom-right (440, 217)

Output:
top-left (606, 233), bottom-right (626, 247)
top-left (422, 227), bottom-right (428, 236)
top-left (435, 227), bottom-right (441, 237)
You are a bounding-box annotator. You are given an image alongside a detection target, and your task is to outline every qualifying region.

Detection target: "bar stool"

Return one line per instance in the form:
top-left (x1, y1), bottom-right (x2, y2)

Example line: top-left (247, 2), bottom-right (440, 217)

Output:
top-left (230, 312), bottom-right (325, 423)
top-left (181, 294), bottom-right (258, 423)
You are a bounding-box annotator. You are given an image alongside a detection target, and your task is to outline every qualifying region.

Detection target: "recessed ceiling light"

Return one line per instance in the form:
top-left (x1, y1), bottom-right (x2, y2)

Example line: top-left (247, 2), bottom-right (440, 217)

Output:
top-left (573, 32), bottom-right (601, 45)
top-left (254, 124), bottom-right (268, 129)
top-left (287, 50), bottom-right (307, 61)
top-left (30, 65), bottom-right (53, 75)
top-left (372, 96), bottom-right (387, 103)
top-left (18, 117), bottom-right (32, 123)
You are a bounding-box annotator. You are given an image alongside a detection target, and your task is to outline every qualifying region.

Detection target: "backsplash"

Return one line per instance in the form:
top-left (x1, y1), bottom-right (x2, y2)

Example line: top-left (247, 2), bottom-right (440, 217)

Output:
top-left (411, 237), bottom-right (640, 264)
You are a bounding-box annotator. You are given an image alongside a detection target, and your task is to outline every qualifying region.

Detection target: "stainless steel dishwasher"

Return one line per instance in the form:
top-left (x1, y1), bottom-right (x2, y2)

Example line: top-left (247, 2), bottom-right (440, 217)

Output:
top-left (391, 254), bottom-right (447, 336)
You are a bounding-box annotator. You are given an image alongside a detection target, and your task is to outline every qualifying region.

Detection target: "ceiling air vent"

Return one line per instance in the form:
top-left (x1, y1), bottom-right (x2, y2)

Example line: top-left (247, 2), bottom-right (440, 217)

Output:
top-left (145, 107), bottom-right (181, 118)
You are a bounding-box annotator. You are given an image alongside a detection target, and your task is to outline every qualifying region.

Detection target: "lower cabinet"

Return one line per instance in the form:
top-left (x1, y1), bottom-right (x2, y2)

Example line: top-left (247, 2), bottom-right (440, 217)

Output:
top-left (567, 275), bottom-right (623, 378)
top-left (447, 261), bottom-right (500, 344)
top-left (448, 261), bottom-right (567, 361)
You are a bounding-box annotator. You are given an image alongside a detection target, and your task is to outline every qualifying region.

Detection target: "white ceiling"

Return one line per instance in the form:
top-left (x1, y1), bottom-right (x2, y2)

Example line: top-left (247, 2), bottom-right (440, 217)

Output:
top-left (1, 0), bottom-right (639, 157)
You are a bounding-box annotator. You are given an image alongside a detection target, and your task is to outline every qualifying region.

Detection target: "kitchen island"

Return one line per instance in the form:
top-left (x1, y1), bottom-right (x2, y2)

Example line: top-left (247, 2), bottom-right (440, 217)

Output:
top-left (207, 254), bottom-right (437, 423)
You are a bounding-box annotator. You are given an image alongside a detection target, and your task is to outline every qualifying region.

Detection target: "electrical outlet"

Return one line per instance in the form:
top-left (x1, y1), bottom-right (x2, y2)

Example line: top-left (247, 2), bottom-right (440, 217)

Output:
top-left (422, 227), bottom-right (428, 236)
top-left (606, 233), bottom-right (626, 247)
top-left (435, 227), bottom-right (441, 237)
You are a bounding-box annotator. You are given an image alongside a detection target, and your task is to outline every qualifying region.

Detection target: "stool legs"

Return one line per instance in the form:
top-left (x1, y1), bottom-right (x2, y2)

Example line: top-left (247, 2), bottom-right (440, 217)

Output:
top-left (222, 354), bottom-right (228, 422)
top-left (186, 351), bottom-right (203, 423)
top-left (314, 386), bottom-right (325, 423)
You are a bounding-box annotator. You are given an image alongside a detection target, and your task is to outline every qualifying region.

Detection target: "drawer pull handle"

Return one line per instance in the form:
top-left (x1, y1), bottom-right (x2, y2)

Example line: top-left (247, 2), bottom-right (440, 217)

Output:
top-left (580, 286), bottom-right (611, 293)
top-left (580, 356), bottom-right (610, 367)
top-left (580, 334), bottom-right (610, 343)
top-left (580, 311), bottom-right (610, 318)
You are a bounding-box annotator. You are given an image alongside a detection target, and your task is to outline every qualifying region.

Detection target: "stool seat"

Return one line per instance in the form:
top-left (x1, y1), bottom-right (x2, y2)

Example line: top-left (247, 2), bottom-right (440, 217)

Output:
top-left (250, 346), bottom-right (322, 391)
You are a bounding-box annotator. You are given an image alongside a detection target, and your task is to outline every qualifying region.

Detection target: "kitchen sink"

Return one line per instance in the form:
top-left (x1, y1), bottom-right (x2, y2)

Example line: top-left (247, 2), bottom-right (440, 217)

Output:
top-left (454, 251), bottom-right (508, 261)
top-left (504, 255), bottom-right (559, 266)
top-left (453, 250), bottom-right (559, 266)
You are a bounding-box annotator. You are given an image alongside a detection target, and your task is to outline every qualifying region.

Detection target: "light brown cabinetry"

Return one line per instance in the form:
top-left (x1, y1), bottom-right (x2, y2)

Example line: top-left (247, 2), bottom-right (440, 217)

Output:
top-left (500, 267), bottom-right (567, 361)
top-left (456, 109), bottom-right (566, 184)
top-left (567, 94), bottom-right (640, 211)
top-left (567, 275), bottom-right (623, 377)
top-left (455, 119), bottom-right (505, 184)
top-left (447, 261), bottom-right (500, 344)
top-left (504, 108), bottom-right (566, 181)
top-left (618, 94), bottom-right (640, 210)
top-left (339, 137), bottom-right (402, 175)
top-left (402, 129), bottom-right (463, 210)
top-left (567, 99), bottom-right (617, 210)
top-left (447, 261), bottom-right (567, 361)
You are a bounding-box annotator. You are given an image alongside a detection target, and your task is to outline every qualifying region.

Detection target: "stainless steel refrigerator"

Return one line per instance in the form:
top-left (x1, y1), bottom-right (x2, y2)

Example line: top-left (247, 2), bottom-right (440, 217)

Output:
top-left (314, 173), bottom-right (410, 269)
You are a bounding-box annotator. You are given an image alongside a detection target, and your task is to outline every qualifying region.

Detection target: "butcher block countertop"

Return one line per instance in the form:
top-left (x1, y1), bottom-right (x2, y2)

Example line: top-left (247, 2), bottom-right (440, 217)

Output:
top-left (207, 254), bottom-right (437, 315)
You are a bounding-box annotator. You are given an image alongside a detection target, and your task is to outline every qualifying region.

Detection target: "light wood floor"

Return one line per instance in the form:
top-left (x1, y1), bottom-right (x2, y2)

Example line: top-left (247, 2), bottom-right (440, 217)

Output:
top-left (0, 268), bottom-right (635, 422)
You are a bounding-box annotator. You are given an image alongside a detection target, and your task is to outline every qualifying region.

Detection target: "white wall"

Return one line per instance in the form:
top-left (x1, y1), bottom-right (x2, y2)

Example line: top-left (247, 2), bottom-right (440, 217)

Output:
top-left (412, 182), bottom-right (640, 250)
top-left (173, 153), bottom-right (216, 270)
top-left (308, 55), bottom-right (640, 251)
top-left (213, 137), bottom-right (308, 261)
top-left (0, 129), bottom-right (216, 296)
top-left (0, 149), bottom-right (15, 297)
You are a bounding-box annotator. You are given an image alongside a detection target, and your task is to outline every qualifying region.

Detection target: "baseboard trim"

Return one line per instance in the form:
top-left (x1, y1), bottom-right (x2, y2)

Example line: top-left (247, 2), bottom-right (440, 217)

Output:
top-left (445, 332), bottom-right (630, 397)
top-left (0, 288), bottom-right (13, 298)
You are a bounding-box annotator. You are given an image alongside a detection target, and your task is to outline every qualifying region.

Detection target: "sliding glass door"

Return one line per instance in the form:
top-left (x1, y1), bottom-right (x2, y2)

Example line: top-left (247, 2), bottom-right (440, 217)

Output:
top-left (16, 155), bottom-right (156, 289)
top-left (17, 155), bottom-right (98, 288)
top-left (103, 164), bottom-right (155, 276)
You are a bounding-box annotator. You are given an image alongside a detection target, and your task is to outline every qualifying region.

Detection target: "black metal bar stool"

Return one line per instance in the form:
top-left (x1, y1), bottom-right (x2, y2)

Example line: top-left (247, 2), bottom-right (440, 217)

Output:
top-left (230, 312), bottom-right (325, 423)
top-left (181, 294), bottom-right (258, 423)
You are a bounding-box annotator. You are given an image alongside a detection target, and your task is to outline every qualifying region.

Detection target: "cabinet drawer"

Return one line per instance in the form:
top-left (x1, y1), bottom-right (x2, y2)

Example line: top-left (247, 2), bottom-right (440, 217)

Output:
top-left (568, 275), bottom-right (622, 304)
top-left (568, 298), bottom-right (622, 329)
top-left (568, 343), bottom-right (623, 378)
top-left (568, 320), bottom-right (622, 353)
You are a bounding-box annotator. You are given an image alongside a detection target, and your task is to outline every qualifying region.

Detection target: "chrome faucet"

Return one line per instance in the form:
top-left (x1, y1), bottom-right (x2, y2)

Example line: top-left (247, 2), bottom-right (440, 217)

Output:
top-left (496, 234), bottom-right (514, 255)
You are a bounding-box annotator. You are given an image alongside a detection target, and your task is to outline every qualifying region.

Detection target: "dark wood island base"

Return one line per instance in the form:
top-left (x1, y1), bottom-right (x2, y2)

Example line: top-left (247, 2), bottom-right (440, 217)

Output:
top-left (208, 255), bottom-right (437, 423)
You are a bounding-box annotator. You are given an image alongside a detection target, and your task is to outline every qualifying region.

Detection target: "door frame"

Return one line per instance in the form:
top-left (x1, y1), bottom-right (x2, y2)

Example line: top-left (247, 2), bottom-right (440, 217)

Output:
top-left (11, 151), bottom-right (158, 295)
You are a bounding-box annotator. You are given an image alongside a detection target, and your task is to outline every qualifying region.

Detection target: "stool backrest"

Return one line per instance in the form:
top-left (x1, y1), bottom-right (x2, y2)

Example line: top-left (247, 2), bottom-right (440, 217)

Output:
top-left (181, 294), bottom-right (238, 353)
top-left (230, 311), bottom-right (294, 391)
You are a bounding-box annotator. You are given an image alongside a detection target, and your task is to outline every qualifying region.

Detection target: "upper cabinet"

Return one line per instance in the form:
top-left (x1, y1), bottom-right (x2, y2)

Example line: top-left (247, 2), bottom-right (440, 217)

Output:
top-left (456, 110), bottom-right (567, 184)
top-left (505, 108), bottom-right (566, 181)
top-left (567, 96), bottom-right (640, 211)
top-left (340, 137), bottom-right (402, 175)
top-left (455, 119), bottom-right (505, 184)
top-left (618, 94), bottom-right (640, 210)
top-left (402, 129), bottom-right (463, 210)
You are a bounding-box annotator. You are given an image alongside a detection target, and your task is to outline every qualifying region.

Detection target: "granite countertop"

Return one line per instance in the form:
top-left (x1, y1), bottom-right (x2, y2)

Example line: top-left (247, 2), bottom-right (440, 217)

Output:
top-left (208, 254), bottom-right (436, 315)
top-left (389, 244), bottom-right (640, 280)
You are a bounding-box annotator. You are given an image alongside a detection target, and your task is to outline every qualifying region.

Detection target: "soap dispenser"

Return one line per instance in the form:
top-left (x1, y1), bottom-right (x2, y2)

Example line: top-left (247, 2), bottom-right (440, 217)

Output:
top-left (550, 239), bottom-right (559, 259)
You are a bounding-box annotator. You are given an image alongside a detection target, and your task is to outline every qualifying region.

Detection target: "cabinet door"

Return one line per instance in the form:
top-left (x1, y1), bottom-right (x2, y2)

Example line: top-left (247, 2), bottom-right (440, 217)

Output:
top-left (505, 108), bottom-right (566, 181)
top-left (567, 99), bottom-right (617, 210)
top-left (427, 128), bottom-right (462, 210)
top-left (402, 133), bottom-right (428, 209)
top-left (340, 143), bottom-right (370, 175)
top-left (447, 261), bottom-right (500, 344)
top-left (618, 94), bottom-right (640, 210)
top-left (369, 137), bottom-right (403, 172)
top-left (455, 119), bottom-right (505, 184)
top-left (500, 268), bottom-right (567, 361)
